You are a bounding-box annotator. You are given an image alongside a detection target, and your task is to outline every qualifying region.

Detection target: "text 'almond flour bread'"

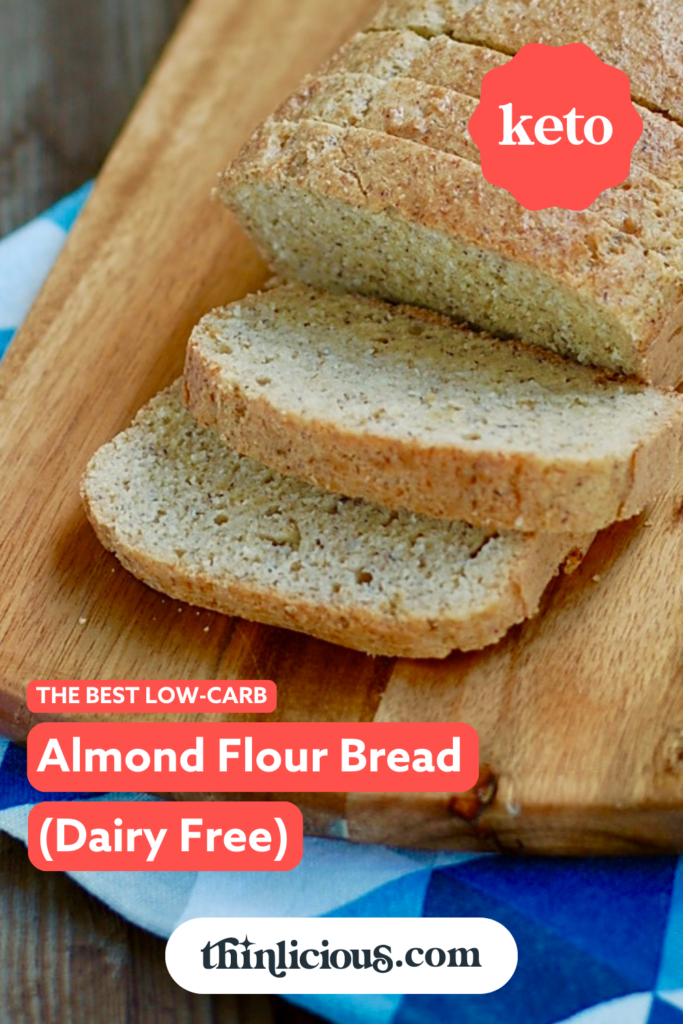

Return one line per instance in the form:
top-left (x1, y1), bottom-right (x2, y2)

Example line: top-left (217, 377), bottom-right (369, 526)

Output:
top-left (184, 284), bottom-right (683, 534)
top-left (80, 383), bottom-right (591, 658)
top-left (218, 117), bottom-right (683, 385)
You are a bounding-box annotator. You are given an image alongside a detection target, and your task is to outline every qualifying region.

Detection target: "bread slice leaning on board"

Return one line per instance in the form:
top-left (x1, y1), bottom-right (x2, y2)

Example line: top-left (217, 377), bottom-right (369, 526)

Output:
top-left (80, 384), bottom-right (591, 659)
top-left (184, 283), bottom-right (683, 534)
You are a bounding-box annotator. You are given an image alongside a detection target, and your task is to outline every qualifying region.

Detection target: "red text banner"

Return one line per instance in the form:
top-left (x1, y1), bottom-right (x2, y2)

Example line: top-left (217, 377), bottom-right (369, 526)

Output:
top-left (28, 680), bottom-right (277, 714)
top-left (27, 722), bottom-right (479, 794)
top-left (28, 801), bottom-right (302, 871)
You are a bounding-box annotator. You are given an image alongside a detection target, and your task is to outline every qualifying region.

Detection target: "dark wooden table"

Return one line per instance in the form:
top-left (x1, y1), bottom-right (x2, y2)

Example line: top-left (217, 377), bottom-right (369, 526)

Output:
top-left (0, 2), bottom-right (323, 1020)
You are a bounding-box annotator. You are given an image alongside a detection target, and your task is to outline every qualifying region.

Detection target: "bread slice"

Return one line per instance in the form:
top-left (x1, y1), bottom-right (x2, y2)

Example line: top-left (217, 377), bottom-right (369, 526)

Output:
top-left (369, 0), bottom-right (683, 126)
top-left (81, 383), bottom-right (590, 659)
top-left (185, 284), bottom-right (683, 533)
top-left (322, 32), bottom-right (683, 192)
top-left (274, 72), bottom-right (683, 260)
top-left (219, 118), bottom-right (683, 384)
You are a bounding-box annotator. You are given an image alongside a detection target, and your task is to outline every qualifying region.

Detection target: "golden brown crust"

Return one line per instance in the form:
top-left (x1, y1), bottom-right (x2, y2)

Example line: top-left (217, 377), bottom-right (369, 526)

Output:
top-left (275, 72), bottom-right (482, 163)
top-left (317, 32), bottom-right (683, 193)
top-left (412, 34), bottom-right (683, 191)
top-left (369, 0), bottom-right (683, 125)
top-left (320, 28), bottom-right (430, 79)
top-left (184, 304), bottom-right (683, 533)
top-left (220, 118), bottom-right (683, 383)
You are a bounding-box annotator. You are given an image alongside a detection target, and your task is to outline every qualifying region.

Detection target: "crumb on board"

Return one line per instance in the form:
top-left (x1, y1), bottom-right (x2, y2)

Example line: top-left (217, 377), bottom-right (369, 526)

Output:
top-left (78, 616), bottom-right (87, 625)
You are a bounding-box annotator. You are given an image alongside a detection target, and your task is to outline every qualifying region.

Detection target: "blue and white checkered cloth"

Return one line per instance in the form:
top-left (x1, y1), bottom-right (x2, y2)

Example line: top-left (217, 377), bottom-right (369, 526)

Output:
top-left (3, 187), bottom-right (683, 1024)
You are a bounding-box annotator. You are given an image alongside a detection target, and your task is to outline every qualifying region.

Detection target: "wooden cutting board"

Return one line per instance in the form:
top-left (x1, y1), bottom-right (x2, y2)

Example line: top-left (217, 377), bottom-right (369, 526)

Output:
top-left (2, 0), bottom-right (683, 855)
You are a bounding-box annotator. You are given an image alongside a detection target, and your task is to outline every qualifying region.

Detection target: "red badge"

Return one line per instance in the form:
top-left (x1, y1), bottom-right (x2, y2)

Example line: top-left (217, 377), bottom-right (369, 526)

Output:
top-left (468, 43), bottom-right (643, 211)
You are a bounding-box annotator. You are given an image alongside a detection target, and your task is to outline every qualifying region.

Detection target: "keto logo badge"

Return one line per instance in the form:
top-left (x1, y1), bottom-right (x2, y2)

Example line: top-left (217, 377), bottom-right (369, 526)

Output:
top-left (468, 43), bottom-right (643, 210)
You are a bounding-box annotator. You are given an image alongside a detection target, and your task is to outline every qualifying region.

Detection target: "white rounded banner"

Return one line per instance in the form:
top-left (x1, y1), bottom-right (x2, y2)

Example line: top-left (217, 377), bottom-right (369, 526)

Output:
top-left (166, 917), bottom-right (518, 994)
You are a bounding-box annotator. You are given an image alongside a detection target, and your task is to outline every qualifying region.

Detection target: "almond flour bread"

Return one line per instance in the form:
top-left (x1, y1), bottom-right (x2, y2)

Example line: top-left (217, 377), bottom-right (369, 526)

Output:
top-left (81, 383), bottom-right (590, 658)
top-left (369, 0), bottom-right (683, 125)
top-left (274, 72), bottom-right (683, 261)
top-left (219, 118), bottom-right (683, 384)
top-left (184, 284), bottom-right (683, 533)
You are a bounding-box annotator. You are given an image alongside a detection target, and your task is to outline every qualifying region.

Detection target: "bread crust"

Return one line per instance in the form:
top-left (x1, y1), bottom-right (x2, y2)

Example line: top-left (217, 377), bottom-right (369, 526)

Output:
top-left (325, 30), bottom-right (683, 191)
top-left (184, 289), bottom-right (683, 533)
top-left (220, 118), bottom-right (683, 383)
top-left (369, 0), bottom-right (683, 125)
top-left (274, 71), bottom-right (683, 262)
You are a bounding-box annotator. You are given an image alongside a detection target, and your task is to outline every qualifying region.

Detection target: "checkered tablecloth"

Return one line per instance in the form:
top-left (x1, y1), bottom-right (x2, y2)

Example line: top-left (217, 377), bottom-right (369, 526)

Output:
top-left (2, 186), bottom-right (683, 1024)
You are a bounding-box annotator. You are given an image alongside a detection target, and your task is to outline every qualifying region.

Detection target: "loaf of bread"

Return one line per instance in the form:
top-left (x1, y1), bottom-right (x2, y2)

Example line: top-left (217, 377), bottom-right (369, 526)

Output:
top-left (218, 0), bottom-right (683, 385)
top-left (369, 0), bottom-right (683, 125)
top-left (185, 283), bottom-right (683, 533)
top-left (219, 117), bottom-right (683, 384)
top-left (82, 1), bottom-right (683, 658)
top-left (81, 383), bottom-right (590, 658)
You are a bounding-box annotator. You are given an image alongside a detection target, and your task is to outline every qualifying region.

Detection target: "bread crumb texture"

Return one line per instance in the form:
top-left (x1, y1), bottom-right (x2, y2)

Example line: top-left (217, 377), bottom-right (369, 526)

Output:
top-left (221, 119), bottom-right (683, 384)
top-left (185, 284), bottom-right (683, 532)
top-left (81, 384), bottom-right (588, 658)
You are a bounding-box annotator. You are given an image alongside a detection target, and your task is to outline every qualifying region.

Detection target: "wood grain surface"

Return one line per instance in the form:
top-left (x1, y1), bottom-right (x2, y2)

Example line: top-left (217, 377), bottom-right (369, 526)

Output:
top-left (0, 0), bottom-right (188, 234)
top-left (1, 0), bottom-right (683, 857)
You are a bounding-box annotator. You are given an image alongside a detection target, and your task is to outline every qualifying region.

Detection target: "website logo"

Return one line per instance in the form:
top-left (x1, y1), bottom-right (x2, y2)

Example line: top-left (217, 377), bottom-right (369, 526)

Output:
top-left (166, 918), bottom-right (518, 994)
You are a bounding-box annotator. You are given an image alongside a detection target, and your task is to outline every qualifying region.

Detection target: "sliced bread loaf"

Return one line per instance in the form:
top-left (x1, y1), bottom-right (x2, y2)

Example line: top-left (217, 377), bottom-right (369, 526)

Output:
top-left (184, 284), bottom-right (683, 533)
top-left (369, 0), bottom-right (683, 126)
top-left (81, 382), bottom-right (590, 659)
top-left (274, 72), bottom-right (683, 261)
top-left (219, 118), bottom-right (683, 384)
